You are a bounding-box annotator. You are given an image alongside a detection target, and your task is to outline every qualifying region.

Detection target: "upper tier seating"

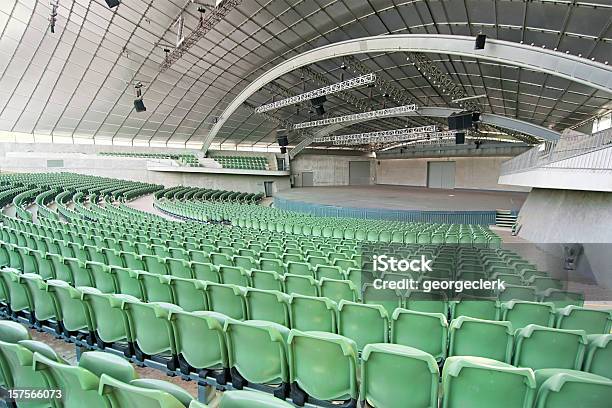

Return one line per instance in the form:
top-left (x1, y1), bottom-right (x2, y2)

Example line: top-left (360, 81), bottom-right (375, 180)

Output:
top-left (99, 151), bottom-right (202, 167)
top-left (212, 155), bottom-right (269, 170)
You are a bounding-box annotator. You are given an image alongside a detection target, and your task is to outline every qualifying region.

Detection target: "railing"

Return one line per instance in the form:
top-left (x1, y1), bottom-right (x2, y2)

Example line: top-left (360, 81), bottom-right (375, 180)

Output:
top-left (500, 128), bottom-right (612, 175)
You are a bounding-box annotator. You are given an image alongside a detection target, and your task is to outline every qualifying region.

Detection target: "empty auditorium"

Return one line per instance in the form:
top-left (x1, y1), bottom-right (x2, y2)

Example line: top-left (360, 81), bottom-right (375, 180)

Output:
top-left (0, 0), bottom-right (611, 407)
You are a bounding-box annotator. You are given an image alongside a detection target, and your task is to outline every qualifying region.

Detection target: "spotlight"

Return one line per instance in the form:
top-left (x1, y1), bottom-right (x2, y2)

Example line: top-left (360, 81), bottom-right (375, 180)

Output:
top-left (475, 34), bottom-right (487, 50)
top-left (134, 82), bottom-right (146, 112)
top-left (340, 62), bottom-right (347, 70)
top-left (49, 1), bottom-right (59, 34)
top-left (310, 96), bottom-right (327, 116)
top-left (315, 105), bottom-right (326, 116)
top-left (105, 0), bottom-right (121, 8)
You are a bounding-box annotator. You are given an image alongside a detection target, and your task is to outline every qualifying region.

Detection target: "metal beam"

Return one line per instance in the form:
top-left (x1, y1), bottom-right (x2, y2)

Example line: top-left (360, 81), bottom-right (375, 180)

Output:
top-left (204, 34), bottom-right (611, 153)
top-left (288, 106), bottom-right (561, 159)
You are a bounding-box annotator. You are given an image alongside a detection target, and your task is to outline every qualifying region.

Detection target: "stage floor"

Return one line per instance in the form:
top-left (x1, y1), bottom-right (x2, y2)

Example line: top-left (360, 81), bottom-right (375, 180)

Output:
top-left (276, 185), bottom-right (527, 212)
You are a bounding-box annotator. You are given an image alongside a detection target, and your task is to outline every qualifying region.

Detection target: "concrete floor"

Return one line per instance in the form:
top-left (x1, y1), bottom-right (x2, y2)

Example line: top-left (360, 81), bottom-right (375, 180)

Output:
top-left (276, 185), bottom-right (527, 211)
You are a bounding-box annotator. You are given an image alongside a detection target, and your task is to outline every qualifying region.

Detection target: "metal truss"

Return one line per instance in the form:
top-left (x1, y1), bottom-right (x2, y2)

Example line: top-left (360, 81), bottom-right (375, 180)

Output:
top-left (160, 0), bottom-right (242, 73)
top-left (407, 52), bottom-right (480, 112)
top-left (293, 104), bottom-right (418, 129)
top-left (343, 55), bottom-right (415, 106)
top-left (314, 125), bottom-right (446, 145)
top-left (255, 74), bottom-right (376, 113)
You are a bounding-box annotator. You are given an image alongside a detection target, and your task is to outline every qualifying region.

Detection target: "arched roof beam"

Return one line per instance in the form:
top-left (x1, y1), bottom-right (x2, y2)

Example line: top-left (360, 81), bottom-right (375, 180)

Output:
top-left (203, 34), bottom-right (612, 152)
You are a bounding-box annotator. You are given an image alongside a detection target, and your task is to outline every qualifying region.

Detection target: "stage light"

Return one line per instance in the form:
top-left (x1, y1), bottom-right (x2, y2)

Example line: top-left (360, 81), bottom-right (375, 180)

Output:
top-left (134, 82), bottom-right (146, 112)
top-left (105, 0), bottom-right (121, 7)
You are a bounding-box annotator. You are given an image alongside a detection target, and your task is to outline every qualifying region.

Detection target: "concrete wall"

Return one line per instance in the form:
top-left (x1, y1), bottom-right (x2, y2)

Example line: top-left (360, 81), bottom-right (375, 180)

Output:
top-left (376, 156), bottom-right (529, 191)
top-left (290, 153), bottom-right (376, 186)
top-left (0, 143), bottom-right (290, 194)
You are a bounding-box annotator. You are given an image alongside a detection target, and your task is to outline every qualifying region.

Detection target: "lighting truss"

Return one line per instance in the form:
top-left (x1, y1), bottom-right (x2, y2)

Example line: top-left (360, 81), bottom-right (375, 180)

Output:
top-left (160, 0), bottom-right (242, 73)
top-left (407, 53), bottom-right (480, 112)
top-left (379, 135), bottom-right (524, 151)
top-left (254, 73), bottom-right (377, 113)
top-left (293, 104), bottom-right (418, 129)
top-left (343, 55), bottom-right (415, 106)
top-left (314, 125), bottom-right (451, 145)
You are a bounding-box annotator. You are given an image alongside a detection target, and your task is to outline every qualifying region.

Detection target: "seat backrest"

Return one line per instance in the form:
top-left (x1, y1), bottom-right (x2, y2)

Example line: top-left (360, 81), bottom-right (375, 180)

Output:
top-left (287, 330), bottom-right (358, 403)
top-left (361, 343), bottom-right (438, 408)
top-left (514, 324), bottom-right (587, 370)
top-left (224, 319), bottom-right (289, 386)
top-left (556, 306), bottom-right (612, 335)
top-left (244, 288), bottom-right (290, 327)
top-left (100, 374), bottom-right (193, 408)
top-left (289, 294), bottom-right (338, 333)
top-left (583, 334), bottom-right (612, 380)
top-left (533, 368), bottom-right (612, 408)
top-left (391, 308), bottom-right (448, 362)
top-left (337, 301), bottom-right (388, 351)
top-left (449, 316), bottom-right (514, 363)
top-left (500, 300), bottom-right (555, 330)
top-left (441, 356), bottom-right (536, 408)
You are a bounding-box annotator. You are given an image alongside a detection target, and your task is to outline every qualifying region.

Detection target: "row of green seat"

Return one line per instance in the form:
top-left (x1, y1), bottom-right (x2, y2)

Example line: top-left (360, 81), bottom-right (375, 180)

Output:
top-left (155, 186), bottom-right (263, 204)
top-left (212, 155), bottom-right (269, 170)
top-left (0, 320), bottom-right (288, 408)
top-left (2, 283), bottom-right (611, 407)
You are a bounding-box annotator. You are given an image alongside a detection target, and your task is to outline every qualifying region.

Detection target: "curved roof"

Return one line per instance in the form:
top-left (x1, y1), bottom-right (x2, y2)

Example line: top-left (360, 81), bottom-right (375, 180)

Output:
top-left (0, 0), bottom-right (610, 148)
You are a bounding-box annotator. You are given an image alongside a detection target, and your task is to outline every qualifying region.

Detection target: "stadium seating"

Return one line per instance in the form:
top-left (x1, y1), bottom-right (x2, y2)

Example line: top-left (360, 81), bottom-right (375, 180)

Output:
top-left (533, 368), bottom-right (612, 408)
top-left (555, 305), bottom-right (612, 335)
top-left (391, 308), bottom-right (448, 362)
top-left (448, 316), bottom-right (514, 363)
top-left (441, 356), bottom-right (536, 408)
top-left (513, 325), bottom-right (587, 370)
top-left (583, 334), bottom-right (612, 379)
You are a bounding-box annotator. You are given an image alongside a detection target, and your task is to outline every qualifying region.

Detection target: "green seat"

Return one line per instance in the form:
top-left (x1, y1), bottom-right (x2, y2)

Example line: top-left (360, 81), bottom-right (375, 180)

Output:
top-left (539, 289), bottom-right (584, 308)
top-left (248, 270), bottom-right (283, 292)
top-left (112, 267), bottom-right (144, 299)
top-left (65, 258), bottom-right (95, 287)
top-left (18, 274), bottom-right (59, 326)
top-left (219, 266), bottom-right (249, 287)
top-left (244, 288), bottom-right (290, 327)
top-left (225, 320), bottom-right (289, 393)
top-left (169, 310), bottom-right (228, 377)
top-left (450, 295), bottom-right (499, 321)
top-left (217, 390), bottom-right (293, 407)
top-left (33, 351), bottom-right (136, 408)
top-left (167, 258), bottom-right (192, 279)
top-left (315, 265), bottom-right (344, 281)
top-left (142, 255), bottom-right (168, 275)
top-left (583, 334), bottom-right (612, 380)
top-left (124, 301), bottom-right (182, 367)
top-left (82, 292), bottom-right (137, 348)
top-left (191, 262), bottom-right (220, 283)
top-left (361, 343), bottom-right (438, 408)
top-left (0, 340), bottom-right (65, 407)
top-left (362, 283), bottom-right (403, 317)
top-left (513, 325), bottom-right (587, 370)
top-left (318, 278), bottom-right (358, 303)
top-left (204, 283), bottom-right (247, 320)
top-left (259, 259), bottom-right (284, 274)
top-left (282, 274), bottom-right (318, 297)
top-left (289, 294), bottom-right (337, 332)
top-left (500, 300), bottom-right (555, 330)
top-left (337, 301), bottom-right (388, 351)
top-left (168, 277), bottom-right (208, 312)
top-left (1, 268), bottom-right (34, 314)
top-left (286, 262), bottom-right (313, 277)
top-left (533, 368), bottom-right (612, 408)
top-left (287, 330), bottom-right (358, 405)
top-left (449, 316), bottom-right (514, 363)
top-left (555, 305), bottom-right (612, 335)
top-left (138, 272), bottom-right (174, 303)
top-left (87, 262), bottom-right (117, 294)
top-left (441, 356), bottom-right (536, 408)
top-left (404, 289), bottom-right (447, 315)
top-left (100, 374), bottom-right (194, 408)
top-left (497, 284), bottom-right (538, 302)
top-left (47, 281), bottom-right (99, 337)
top-left (391, 308), bottom-right (448, 362)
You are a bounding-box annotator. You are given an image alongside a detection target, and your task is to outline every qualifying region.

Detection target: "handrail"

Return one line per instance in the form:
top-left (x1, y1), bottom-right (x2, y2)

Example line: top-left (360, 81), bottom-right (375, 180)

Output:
top-left (500, 128), bottom-right (612, 175)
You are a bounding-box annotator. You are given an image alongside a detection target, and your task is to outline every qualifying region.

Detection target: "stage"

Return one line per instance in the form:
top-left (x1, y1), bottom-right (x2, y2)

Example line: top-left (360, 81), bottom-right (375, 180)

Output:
top-left (274, 185), bottom-right (528, 225)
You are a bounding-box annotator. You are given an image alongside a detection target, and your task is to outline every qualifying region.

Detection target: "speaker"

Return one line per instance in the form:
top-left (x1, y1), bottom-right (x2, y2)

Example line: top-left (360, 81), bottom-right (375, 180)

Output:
top-left (134, 99), bottom-right (146, 112)
top-left (475, 34), bottom-right (486, 50)
top-left (310, 96), bottom-right (327, 107)
top-left (280, 146), bottom-right (287, 154)
top-left (448, 112), bottom-right (473, 130)
top-left (315, 105), bottom-right (325, 116)
top-left (455, 132), bottom-right (465, 145)
top-left (105, 0), bottom-right (121, 8)
top-left (472, 112), bottom-right (481, 122)
top-left (277, 134), bottom-right (288, 147)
